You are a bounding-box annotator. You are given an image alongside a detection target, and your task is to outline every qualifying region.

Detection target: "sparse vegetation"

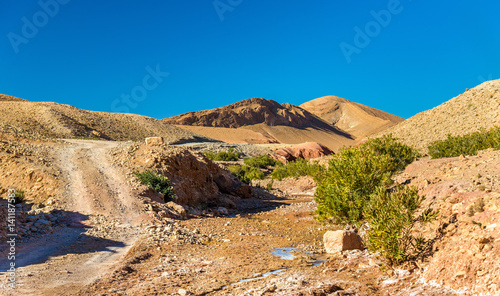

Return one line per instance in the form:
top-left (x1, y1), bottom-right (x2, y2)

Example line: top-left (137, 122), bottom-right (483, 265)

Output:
top-left (13, 190), bottom-right (26, 204)
top-left (365, 185), bottom-right (436, 265)
top-left (133, 170), bottom-right (175, 202)
top-left (243, 154), bottom-right (279, 168)
top-left (228, 165), bottom-right (264, 184)
top-left (428, 127), bottom-right (500, 159)
top-left (204, 148), bottom-right (241, 161)
top-left (271, 158), bottom-right (324, 181)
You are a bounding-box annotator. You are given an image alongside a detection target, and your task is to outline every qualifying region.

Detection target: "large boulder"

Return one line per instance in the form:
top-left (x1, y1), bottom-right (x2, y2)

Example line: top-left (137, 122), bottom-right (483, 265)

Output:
top-left (323, 230), bottom-right (364, 253)
top-left (273, 142), bottom-right (333, 162)
top-left (145, 137), bottom-right (164, 146)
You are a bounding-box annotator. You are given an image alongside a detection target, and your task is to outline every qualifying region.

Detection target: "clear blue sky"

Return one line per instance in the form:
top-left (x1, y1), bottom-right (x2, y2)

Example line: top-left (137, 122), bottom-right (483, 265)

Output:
top-left (1, 1), bottom-right (499, 119)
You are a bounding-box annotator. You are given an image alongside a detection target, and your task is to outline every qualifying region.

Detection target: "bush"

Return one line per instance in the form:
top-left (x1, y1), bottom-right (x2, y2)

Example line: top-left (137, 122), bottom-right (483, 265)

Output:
top-left (134, 171), bottom-right (175, 202)
top-left (428, 127), bottom-right (500, 159)
top-left (243, 155), bottom-right (279, 168)
top-left (314, 135), bottom-right (419, 225)
top-left (204, 148), bottom-right (241, 161)
top-left (365, 185), bottom-right (436, 265)
top-left (228, 165), bottom-right (264, 184)
top-left (13, 190), bottom-right (25, 204)
top-left (271, 158), bottom-right (324, 181)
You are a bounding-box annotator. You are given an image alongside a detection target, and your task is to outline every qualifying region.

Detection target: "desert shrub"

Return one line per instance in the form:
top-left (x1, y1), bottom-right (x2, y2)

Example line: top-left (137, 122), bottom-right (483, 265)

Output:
top-left (365, 134), bottom-right (420, 171)
top-left (243, 155), bottom-right (279, 168)
top-left (271, 158), bottom-right (325, 181)
top-left (13, 190), bottom-right (25, 204)
top-left (204, 148), bottom-right (241, 161)
top-left (134, 170), bottom-right (175, 202)
top-left (314, 135), bottom-right (419, 225)
top-left (428, 127), bottom-right (500, 159)
top-left (365, 185), bottom-right (437, 265)
top-left (228, 165), bottom-right (264, 184)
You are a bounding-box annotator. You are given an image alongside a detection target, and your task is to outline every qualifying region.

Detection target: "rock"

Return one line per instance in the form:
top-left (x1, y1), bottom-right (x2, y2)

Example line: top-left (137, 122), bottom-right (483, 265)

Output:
top-left (216, 207), bottom-right (229, 215)
top-left (323, 230), bottom-right (364, 253)
top-left (91, 130), bottom-right (101, 137)
top-left (178, 288), bottom-right (192, 295)
top-left (145, 137), bottom-right (164, 146)
top-left (273, 142), bottom-right (334, 162)
top-left (166, 202), bottom-right (187, 218)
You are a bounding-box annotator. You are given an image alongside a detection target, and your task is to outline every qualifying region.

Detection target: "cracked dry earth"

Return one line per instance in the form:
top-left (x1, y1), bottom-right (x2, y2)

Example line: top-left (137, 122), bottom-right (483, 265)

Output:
top-left (0, 140), bottom-right (147, 295)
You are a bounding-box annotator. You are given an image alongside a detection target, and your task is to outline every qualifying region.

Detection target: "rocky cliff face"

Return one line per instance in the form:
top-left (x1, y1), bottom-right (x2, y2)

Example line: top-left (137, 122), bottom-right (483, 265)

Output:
top-left (164, 98), bottom-right (328, 129)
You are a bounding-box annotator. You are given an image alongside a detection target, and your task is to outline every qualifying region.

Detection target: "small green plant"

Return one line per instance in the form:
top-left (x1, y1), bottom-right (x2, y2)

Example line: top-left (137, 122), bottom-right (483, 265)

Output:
top-left (271, 158), bottom-right (324, 181)
top-left (133, 171), bottom-right (175, 202)
top-left (428, 127), bottom-right (500, 159)
top-left (365, 185), bottom-right (436, 265)
top-left (204, 148), bottom-right (241, 161)
top-left (266, 180), bottom-right (274, 191)
top-left (228, 165), bottom-right (264, 184)
top-left (474, 197), bottom-right (485, 213)
top-left (243, 155), bottom-right (279, 168)
top-left (13, 190), bottom-right (25, 204)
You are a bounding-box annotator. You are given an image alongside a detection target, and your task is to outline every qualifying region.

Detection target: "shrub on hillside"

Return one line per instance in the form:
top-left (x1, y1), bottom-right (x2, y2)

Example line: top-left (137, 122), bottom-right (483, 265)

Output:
top-left (314, 135), bottom-right (419, 225)
top-left (134, 170), bottom-right (175, 202)
top-left (228, 165), bottom-right (265, 184)
top-left (13, 190), bottom-right (25, 204)
top-left (365, 185), bottom-right (437, 265)
top-left (428, 127), bottom-right (500, 159)
top-left (204, 148), bottom-right (241, 161)
top-left (243, 155), bottom-right (279, 168)
top-left (271, 158), bottom-right (324, 181)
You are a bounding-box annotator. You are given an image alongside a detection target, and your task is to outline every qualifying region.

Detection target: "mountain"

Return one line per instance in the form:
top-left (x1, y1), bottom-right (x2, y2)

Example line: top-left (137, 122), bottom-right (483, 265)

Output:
top-left (377, 79), bottom-right (500, 151)
top-left (164, 98), bottom-right (356, 151)
top-left (0, 94), bottom-right (213, 144)
top-left (299, 96), bottom-right (404, 139)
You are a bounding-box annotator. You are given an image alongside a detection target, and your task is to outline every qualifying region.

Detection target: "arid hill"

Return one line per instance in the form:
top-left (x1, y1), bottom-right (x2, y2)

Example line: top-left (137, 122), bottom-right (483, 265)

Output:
top-left (299, 95), bottom-right (404, 139)
top-left (0, 94), bottom-right (213, 144)
top-left (164, 98), bottom-right (356, 151)
top-left (377, 79), bottom-right (500, 152)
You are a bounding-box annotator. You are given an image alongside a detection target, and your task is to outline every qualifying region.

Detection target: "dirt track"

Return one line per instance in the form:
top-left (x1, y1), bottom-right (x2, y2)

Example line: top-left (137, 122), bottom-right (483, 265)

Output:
top-left (0, 140), bottom-right (146, 296)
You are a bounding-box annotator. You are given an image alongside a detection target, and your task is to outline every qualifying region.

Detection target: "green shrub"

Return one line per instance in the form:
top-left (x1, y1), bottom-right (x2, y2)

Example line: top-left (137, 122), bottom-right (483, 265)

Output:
top-left (243, 155), bottom-right (279, 168)
top-left (13, 190), bottom-right (25, 204)
top-left (271, 158), bottom-right (324, 181)
top-left (314, 135), bottom-right (419, 225)
top-left (428, 127), bottom-right (500, 159)
top-left (365, 185), bottom-right (436, 265)
top-left (134, 171), bottom-right (175, 202)
top-left (204, 148), bottom-right (241, 161)
top-left (228, 165), bottom-right (265, 184)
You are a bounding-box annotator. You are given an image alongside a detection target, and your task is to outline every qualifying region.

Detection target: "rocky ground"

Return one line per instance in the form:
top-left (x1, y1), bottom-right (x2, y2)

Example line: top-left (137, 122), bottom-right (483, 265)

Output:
top-left (0, 138), bottom-right (499, 295)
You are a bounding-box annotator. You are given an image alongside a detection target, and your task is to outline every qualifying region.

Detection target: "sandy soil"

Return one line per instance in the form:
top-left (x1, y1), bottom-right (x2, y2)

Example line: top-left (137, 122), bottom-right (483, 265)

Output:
top-left (0, 140), bottom-right (148, 295)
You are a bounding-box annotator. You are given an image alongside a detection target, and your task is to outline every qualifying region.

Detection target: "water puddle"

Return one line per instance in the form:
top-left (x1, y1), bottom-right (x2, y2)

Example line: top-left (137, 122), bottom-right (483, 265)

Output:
top-left (271, 247), bottom-right (327, 267)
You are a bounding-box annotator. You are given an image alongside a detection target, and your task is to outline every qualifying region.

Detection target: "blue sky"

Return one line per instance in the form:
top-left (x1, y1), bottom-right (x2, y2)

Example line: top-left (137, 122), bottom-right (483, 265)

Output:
top-left (0, 1), bottom-right (499, 119)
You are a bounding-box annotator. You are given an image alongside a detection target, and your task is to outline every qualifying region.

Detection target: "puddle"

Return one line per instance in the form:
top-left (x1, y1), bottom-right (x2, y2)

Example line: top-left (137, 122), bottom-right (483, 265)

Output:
top-left (222, 268), bottom-right (287, 289)
top-left (272, 247), bottom-right (327, 267)
top-left (271, 247), bottom-right (296, 260)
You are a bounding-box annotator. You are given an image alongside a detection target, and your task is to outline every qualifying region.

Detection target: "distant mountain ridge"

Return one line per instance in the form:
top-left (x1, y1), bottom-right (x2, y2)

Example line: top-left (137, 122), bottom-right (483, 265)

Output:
top-left (299, 95), bottom-right (404, 139)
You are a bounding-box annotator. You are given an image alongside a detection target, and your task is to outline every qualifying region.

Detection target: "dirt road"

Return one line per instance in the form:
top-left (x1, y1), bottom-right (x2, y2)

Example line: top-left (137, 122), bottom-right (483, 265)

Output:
top-left (0, 140), bottom-right (145, 296)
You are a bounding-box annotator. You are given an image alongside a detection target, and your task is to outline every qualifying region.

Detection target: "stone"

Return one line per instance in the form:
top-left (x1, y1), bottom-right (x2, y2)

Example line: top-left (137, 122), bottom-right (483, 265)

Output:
top-left (178, 288), bottom-right (192, 295)
top-left (323, 230), bottom-right (364, 254)
top-left (145, 137), bottom-right (164, 146)
top-left (166, 202), bottom-right (187, 218)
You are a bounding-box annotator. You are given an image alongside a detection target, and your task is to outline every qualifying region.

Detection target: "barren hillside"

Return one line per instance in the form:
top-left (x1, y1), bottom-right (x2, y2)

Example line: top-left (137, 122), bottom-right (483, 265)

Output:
top-left (0, 95), bottom-right (213, 144)
top-left (377, 80), bottom-right (500, 152)
top-left (299, 96), bottom-right (404, 139)
top-left (164, 98), bottom-right (355, 151)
